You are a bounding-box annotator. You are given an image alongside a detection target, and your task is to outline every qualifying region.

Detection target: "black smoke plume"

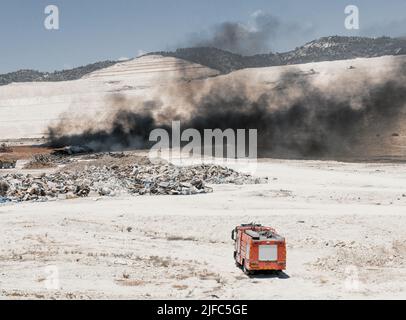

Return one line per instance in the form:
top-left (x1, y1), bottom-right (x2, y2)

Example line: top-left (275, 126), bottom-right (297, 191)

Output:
top-left (185, 12), bottom-right (312, 55)
top-left (46, 61), bottom-right (406, 160)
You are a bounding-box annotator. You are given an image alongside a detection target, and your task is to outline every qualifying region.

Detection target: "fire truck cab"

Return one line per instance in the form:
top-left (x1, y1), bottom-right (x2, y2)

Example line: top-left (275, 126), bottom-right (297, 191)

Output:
top-left (232, 224), bottom-right (286, 275)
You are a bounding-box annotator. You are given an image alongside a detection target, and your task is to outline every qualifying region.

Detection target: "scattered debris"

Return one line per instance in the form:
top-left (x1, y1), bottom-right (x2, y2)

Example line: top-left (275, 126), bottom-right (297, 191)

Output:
top-left (0, 156), bottom-right (267, 202)
top-left (24, 154), bottom-right (56, 169)
top-left (52, 145), bottom-right (94, 156)
top-left (0, 143), bottom-right (13, 153)
top-left (0, 181), bottom-right (9, 196)
top-left (0, 160), bottom-right (16, 169)
top-left (0, 196), bottom-right (8, 204)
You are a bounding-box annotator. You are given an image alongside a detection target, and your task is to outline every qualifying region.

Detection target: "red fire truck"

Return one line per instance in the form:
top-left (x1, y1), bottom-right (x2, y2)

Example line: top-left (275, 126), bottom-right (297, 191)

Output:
top-left (232, 224), bottom-right (286, 275)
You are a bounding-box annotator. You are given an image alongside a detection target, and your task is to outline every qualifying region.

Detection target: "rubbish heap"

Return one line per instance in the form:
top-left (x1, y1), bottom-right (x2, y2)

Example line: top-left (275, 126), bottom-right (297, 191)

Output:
top-left (23, 154), bottom-right (57, 169)
top-left (0, 157), bottom-right (267, 202)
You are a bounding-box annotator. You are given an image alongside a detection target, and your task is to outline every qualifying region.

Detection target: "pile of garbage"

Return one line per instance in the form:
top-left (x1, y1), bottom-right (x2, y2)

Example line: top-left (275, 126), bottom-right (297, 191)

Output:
top-left (0, 159), bottom-right (267, 202)
top-left (24, 154), bottom-right (57, 169)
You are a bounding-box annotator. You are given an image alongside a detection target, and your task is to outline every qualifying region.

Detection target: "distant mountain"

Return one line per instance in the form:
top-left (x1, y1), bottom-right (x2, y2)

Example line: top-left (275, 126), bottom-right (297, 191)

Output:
top-left (150, 47), bottom-right (280, 74)
top-left (2, 36), bottom-right (406, 85)
top-left (280, 36), bottom-right (406, 64)
top-left (0, 60), bottom-right (119, 86)
top-left (151, 36), bottom-right (406, 73)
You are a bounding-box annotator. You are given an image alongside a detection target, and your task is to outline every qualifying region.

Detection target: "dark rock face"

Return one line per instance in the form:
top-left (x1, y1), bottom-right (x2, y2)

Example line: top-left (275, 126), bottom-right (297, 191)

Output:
top-left (151, 36), bottom-right (406, 73)
top-left (0, 60), bottom-right (119, 86)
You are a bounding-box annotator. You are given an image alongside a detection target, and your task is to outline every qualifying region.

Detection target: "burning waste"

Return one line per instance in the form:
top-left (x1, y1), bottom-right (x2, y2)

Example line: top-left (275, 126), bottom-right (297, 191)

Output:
top-left (46, 58), bottom-right (406, 160)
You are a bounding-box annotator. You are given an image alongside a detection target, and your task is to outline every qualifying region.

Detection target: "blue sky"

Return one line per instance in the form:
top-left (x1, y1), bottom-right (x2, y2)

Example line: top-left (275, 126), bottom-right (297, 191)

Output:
top-left (1, 0), bottom-right (406, 73)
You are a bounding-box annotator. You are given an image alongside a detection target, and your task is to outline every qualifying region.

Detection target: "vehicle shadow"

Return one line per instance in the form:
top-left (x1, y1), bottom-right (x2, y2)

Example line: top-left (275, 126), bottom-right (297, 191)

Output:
top-left (247, 271), bottom-right (290, 279)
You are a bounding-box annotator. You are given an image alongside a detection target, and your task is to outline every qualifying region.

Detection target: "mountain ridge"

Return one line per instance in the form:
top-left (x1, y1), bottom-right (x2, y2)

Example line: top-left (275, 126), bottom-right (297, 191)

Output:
top-left (151, 36), bottom-right (406, 73)
top-left (0, 60), bottom-right (119, 86)
top-left (2, 36), bottom-right (406, 85)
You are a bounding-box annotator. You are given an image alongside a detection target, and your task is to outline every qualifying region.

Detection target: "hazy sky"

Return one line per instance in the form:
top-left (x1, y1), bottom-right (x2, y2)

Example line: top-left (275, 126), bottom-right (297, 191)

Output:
top-left (1, 0), bottom-right (406, 73)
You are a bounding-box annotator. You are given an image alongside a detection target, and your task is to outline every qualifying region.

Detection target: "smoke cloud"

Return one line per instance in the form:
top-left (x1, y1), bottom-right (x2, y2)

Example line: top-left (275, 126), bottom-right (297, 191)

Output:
top-left (46, 58), bottom-right (406, 160)
top-left (185, 11), bottom-right (313, 55)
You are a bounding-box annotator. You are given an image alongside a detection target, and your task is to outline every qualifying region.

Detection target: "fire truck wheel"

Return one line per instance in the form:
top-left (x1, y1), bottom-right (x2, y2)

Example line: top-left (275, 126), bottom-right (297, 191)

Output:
top-left (243, 262), bottom-right (251, 275)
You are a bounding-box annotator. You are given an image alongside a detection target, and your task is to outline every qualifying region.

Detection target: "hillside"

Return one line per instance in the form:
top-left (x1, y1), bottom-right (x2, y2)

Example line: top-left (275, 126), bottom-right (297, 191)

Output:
top-left (0, 55), bottom-right (219, 139)
top-left (0, 60), bottom-right (119, 86)
top-left (152, 36), bottom-right (406, 73)
top-left (3, 36), bottom-right (406, 83)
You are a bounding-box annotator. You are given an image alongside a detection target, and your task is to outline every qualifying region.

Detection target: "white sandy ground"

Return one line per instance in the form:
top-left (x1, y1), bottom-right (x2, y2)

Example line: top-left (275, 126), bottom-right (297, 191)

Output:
top-left (1, 158), bottom-right (406, 299)
top-left (1, 53), bottom-right (406, 299)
